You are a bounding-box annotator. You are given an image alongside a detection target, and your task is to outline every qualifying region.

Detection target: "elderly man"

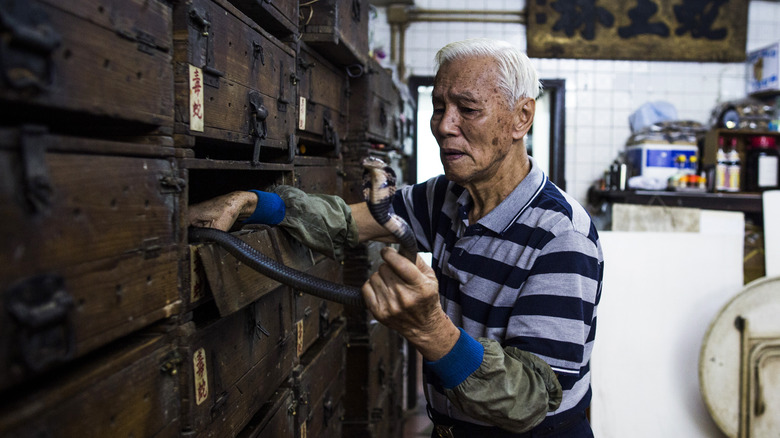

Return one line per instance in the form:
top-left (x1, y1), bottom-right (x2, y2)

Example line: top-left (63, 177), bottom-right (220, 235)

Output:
top-left (190, 39), bottom-right (602, 438)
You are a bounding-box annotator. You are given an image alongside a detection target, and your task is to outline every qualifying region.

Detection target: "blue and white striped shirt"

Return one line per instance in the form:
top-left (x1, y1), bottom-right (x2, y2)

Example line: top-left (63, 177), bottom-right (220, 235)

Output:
top-left (392, 158), bottom-right (603, 425)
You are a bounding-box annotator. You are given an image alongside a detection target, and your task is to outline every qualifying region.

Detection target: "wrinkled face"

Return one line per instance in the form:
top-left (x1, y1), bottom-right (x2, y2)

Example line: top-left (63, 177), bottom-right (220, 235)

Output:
top-left (430, 56), bottom-right (521, 186)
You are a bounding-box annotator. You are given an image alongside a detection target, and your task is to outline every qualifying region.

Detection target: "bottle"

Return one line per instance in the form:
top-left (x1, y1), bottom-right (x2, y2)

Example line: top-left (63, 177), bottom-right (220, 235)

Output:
top-left (726, 137), bottom-right (741, 192)
top-left (715, 137), bottom-right (728, 191)
top-left (688, 155), bottom-right (699, 188)
top-left (745, 135), bottom-right (779, 192)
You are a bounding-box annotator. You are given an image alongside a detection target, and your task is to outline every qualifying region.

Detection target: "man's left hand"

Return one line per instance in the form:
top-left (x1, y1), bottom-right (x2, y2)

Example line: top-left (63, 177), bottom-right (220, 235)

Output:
top-left (361, 247), bottom-right (460, 361)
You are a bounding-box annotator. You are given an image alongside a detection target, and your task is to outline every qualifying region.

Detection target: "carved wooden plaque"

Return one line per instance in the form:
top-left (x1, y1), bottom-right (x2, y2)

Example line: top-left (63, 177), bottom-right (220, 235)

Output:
top-left (528, 0), bottom-right (747, 62)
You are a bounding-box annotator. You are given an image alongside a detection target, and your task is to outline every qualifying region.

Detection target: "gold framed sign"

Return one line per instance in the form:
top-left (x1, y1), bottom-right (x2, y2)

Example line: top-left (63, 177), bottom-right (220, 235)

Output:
top-left (528, 0), bottom-right (747, 62)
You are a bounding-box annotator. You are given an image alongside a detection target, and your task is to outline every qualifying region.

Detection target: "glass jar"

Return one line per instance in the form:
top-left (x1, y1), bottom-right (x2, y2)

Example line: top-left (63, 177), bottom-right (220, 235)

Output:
top-left (744, 136), bottom-right (779, 192)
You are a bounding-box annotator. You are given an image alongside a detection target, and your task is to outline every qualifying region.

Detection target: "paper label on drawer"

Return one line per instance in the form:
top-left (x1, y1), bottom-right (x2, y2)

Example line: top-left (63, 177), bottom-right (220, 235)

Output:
top-left (189, 65), bottom-right (204, 132)
top-left (296, 319), bottom-right (304, 357)
top-left (193, 347), bottom-right (209, 405)
top-left (298, 96), bottom-right (306, 130)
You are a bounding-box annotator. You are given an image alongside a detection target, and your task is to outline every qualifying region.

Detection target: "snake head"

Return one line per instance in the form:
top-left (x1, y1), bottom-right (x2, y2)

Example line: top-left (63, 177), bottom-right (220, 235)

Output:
top-left (361, 156), bottom-right (397, 204)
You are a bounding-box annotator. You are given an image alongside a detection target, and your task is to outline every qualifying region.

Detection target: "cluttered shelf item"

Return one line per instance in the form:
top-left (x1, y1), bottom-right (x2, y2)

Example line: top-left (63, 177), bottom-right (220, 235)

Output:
top-left (588, 188), bottom-right (764, 215)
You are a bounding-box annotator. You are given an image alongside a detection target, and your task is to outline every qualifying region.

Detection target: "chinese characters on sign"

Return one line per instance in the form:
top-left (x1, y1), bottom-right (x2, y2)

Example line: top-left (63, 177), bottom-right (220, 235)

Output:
top-left (189, 64), bottom-right (205, 132)
top-left (193, 347), bottom-right (209, 406)
top-left (528, 0), bottom-right (747, 62)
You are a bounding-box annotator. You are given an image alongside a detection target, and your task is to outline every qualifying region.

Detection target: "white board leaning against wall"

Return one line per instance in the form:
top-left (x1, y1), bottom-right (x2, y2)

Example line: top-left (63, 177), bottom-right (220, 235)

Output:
top-left (591, 207), bottom-right (744, 438)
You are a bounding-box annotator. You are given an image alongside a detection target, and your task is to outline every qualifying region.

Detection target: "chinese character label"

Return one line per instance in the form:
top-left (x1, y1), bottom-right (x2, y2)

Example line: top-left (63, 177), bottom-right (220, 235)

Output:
top-left (296, 320), bottom-right (304, 357)
top-left (189, 65), bottom-right (205, 132)
top-left (193, 347), bottom-right (209, 405)
top-left (298, 96), bottom-right (307, 131)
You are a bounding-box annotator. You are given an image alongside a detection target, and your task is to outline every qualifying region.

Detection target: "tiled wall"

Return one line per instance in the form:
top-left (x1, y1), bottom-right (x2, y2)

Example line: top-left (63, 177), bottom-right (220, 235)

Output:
top-left (371, 0), bottom-right (780, 205)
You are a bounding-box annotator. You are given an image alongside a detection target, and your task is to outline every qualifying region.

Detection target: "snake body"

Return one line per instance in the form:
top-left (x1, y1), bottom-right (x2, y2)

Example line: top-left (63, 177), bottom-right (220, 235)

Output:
top-left (188, 157), bottom-right (417, 307)
top-left (361, 157), bottom-right (418, 262)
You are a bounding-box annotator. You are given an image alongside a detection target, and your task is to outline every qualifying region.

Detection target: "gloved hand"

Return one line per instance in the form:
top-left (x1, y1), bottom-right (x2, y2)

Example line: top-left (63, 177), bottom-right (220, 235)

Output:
top-left (270, 186), bottom-right (359, 261)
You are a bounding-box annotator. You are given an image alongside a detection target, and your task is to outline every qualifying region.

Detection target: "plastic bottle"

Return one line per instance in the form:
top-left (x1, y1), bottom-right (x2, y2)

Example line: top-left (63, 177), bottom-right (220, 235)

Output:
top-left (685, 155), bottom-right (697, 188)
top-left (726, 138), bottom-right (741, 192)
top-left (715, 137), bottom-right (728, 191)
top-left (745, 135), bottom-right (779, 191)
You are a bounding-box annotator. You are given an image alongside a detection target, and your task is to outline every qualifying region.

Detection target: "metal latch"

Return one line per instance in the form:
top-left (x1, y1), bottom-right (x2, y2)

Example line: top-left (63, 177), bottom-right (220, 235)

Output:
top-left (249, 91), bottom-right (268, 164)
top-left (160, 350), bottom-right (183, 376)
top-left (252, 40), bottom-right (264, 69)
top-left (322, 114), bottom-right (337, 147)
top-left (19, 125), bottom-right (52, 215)
top-left (159, 174), bottom-right (186, 193)
top-left (188, 8), bottom-right (224, 88)
top-left (277, 60), bottom-right (290, 112)
top-left (5, 274), bottom-right (75, 372)
top-left (0, 0), bottom-right (61, 92)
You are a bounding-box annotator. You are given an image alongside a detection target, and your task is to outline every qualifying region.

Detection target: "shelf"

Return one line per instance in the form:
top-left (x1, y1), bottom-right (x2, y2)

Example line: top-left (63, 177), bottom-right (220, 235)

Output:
top-left (589, 189), bottom-right (764, 214)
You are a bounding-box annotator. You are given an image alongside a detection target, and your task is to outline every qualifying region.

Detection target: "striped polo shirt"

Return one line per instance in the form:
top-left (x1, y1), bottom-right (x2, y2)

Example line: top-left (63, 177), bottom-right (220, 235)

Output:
top-left (392, 157), bottom-right (603, 425)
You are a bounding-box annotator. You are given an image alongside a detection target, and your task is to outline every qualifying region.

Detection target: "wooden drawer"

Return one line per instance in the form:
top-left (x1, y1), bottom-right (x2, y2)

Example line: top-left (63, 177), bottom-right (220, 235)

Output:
top-left (177, 285), bottom-right (297, 438)
top-left (296, 43), bottom-right (348, 156)
top-left (0, 129), bottom-right (181, 391)
top-left (293, 258), bottom-right (345, 357)
top-left (347, 58), bottom-right (401, 146)
top-left (293, 158), bottom-right (344, 197)
top-left (293, 321), bottom-right (347, 438)
top-left (173, 0), bottom-right (296, 162)
top-left (192, 226), bottom-right (279, 315)
top-left (300, 0), bottom-right (369, 67)
top-left (344, 322), bottom-right (404, 422)
top-left (0, 0), bottom-right (174, 130)
top-left (0, 334), bottom-right (181, 438)
top-left (226, 0), bottom-right (299, 38)
top-left (236, 387), bottom-right (297, 438)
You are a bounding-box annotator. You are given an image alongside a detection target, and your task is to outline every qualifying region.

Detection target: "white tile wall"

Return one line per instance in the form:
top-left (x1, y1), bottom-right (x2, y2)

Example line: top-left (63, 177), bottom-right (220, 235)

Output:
top-left (376, 0), bottom-right (780, 205)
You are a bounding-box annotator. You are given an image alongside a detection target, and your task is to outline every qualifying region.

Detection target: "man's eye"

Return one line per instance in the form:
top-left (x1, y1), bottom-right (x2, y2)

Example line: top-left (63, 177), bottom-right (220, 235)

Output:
top-left (461, 107), bottom-right (477, 113)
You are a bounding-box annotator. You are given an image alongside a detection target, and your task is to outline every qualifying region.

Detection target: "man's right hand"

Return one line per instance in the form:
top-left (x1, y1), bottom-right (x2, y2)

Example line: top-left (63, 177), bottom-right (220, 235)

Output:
top-left (188, 191), bottom-right (258, 232)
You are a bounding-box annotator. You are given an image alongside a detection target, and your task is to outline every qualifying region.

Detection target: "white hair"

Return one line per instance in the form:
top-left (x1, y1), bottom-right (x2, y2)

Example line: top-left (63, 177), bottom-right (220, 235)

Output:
top-left (434, 38), bottom-right (542, 107)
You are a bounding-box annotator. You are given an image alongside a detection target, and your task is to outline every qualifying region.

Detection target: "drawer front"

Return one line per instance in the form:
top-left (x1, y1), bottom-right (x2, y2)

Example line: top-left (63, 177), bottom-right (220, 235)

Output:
top-left (295, 322), bottom-right (347, 437)
top-left (178, 285), bottom-right (297, 438)
top-left (0, 132), bottom-right (180, 390)
top-left (0, 0), bottom-right (174, 128)
top-left (296, 43), bottom-right (348, 154)
top-left (294, 258), bottom-right (345, 357)
top-left (300, 0), bottom-right (369, 67)
top-left (236, 387), bottom-right (297, 438)
top-left (226, 0), bottom-right (299, 37)
top-left (0, 335), bottom-right (180, 438)
top-left (174, 0), bottom-right (296, 158)
top-left (348, 59), bottom-right (400, 145)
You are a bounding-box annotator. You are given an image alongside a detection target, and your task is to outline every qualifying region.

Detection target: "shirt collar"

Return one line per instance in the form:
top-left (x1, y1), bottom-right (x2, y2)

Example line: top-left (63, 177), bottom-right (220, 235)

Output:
top-left (455, 156), bottom-right (547, 234)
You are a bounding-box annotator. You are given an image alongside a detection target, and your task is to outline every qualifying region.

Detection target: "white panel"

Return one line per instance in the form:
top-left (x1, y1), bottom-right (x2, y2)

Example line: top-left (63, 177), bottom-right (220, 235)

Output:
top-left (591, 229), bottom-right (744, 438)
top-left (764, 190), bottom-right (780, 277)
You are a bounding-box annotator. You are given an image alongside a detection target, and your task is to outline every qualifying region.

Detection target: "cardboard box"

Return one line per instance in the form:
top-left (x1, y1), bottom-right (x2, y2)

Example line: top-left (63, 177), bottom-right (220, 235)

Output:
top-left (747, 42), bottom-right (779, 95)
top-left (626, 142), bottom-right (698, 181)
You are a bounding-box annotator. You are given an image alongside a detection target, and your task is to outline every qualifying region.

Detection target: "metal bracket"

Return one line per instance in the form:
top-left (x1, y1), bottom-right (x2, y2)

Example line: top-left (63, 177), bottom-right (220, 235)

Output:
top-left (188, 7), bottom-right (223, 88)
top-left (249, 91), bottom-right (268, 164)
top-left (5, 274), bottom-right (75, 372)
top-left (251, 40), bottom-right (264, 69)
top-left (277, 60), bottom-right (289, 112)
top-left (0, 0), bottom-right (61, 92)
top-left (19, 125), bottom-right (52, 215)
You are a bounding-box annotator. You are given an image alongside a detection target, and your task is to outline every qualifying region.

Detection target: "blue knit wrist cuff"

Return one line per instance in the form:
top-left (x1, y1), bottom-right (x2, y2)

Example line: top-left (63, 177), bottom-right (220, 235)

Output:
top-left (243, 190), bottom-right (286, 225)
top-left (424, 328), bottom-right (484, 389)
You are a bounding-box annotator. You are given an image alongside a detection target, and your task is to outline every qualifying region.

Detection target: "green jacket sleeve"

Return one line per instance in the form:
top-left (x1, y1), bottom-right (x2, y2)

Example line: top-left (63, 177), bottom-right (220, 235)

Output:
top-left (427, 331), bottom-right (562, 432)
top-left (271, 186), bottom-right (359, 261)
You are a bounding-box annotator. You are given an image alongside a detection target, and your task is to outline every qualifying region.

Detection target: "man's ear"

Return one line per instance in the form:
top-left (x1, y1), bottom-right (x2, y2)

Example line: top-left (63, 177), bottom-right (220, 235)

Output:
top-left (512, 97), bottom-right (535, 141)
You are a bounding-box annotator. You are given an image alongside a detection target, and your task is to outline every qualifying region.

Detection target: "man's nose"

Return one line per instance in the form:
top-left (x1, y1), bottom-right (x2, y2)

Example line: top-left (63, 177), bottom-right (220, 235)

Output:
top-left (433, 108), bottom-right (459, 137)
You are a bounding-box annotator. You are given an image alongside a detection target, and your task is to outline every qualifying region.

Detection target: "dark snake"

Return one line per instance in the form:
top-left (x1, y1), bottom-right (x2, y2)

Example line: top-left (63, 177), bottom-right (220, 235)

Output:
top-left (188, 157), bottom-right (418, 307)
